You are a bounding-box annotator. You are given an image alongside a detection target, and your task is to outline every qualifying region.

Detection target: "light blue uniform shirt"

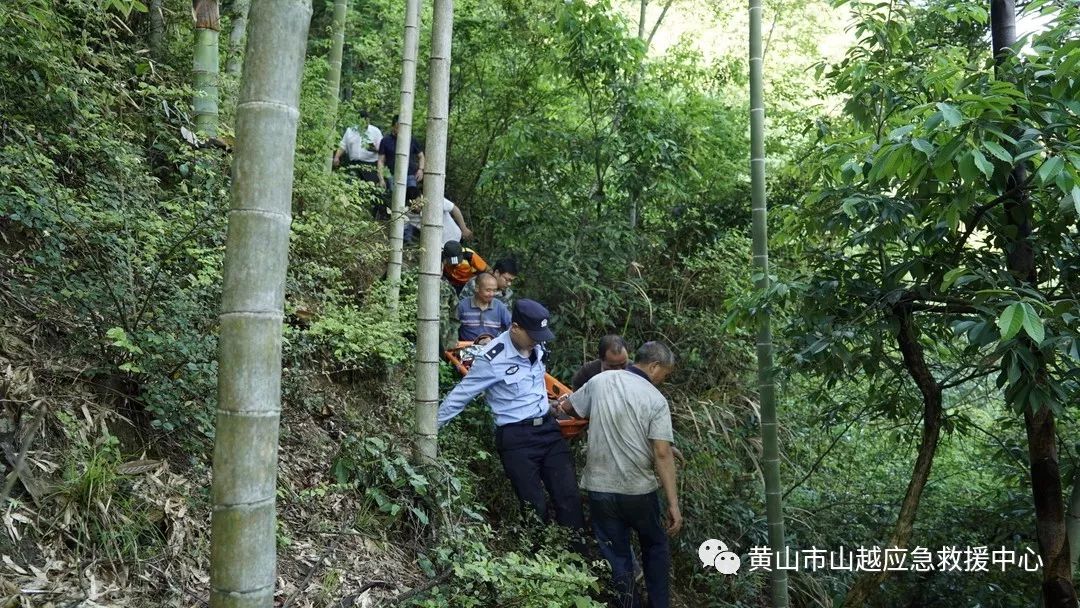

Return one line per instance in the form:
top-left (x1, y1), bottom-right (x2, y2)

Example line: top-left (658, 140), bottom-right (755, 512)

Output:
top-left (438, 330), bottom-right (548, 428)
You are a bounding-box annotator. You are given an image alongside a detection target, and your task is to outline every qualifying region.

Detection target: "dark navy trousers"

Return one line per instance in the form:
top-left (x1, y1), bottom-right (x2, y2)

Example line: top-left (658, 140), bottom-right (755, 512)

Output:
top-left (494, 416), bottom-right (586, 532)
top-left (589, 490), bottom-right (670, 608)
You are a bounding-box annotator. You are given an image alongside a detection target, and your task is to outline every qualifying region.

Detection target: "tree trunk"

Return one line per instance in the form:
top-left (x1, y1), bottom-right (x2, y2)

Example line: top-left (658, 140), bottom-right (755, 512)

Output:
top-left (749, 0), bottom-right (788, 604)
top-left (323, 0), bottom-right (348, 173)
top-left (842, 306), bottom-right (943, 607)
top-left (386, 0), bottom-right (422, 313)
top-left (149, 0), bottom-right (164, 60)
top-left (193, 0), bottom-right (221, 137)
top-left (991, 1), bottom-right (1075, 604)
top-left (990, 0), bottom-right (1035, 286)
top-left (1027, 405), bottom-right (1077, 607)
top-left (1067, 471), bottom-right (1080, 576)
top-left (208, 1), bottom-right (312, 607)
top-left (415, 0), bottom-right (454, 464)
top-left (225, 0), bottom-right (250, 76)
top-left (637, 0), bottom-right (647, 41)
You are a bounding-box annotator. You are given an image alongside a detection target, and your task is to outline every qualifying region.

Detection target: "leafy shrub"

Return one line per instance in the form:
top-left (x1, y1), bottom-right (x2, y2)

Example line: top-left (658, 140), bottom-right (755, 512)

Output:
top-left (416, 524), bottom-right (603, 608)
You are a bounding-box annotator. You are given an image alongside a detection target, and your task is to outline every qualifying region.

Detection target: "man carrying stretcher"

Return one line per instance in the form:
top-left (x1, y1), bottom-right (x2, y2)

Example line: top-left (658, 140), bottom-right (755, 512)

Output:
top-left (437, 300), bottom-right (587, 538)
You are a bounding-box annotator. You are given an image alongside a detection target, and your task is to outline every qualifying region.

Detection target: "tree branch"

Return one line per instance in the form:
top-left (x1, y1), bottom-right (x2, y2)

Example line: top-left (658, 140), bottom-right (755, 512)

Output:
top-left (909, 303), bottom-right (979, 314)
top-left (940, 366), bottom-right (997, 390)
top-left (645, 0), bottom-right (676, 50)
top-left (382, 569), bottom-right (454, 606)
top-left (951, 180), bottom-right (1033, 260)
top-left (783, 403), bottom-right (873, 501)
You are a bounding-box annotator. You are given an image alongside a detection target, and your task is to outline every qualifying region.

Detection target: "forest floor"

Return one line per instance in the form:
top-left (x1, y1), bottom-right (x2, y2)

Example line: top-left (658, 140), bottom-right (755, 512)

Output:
top-left (0, 312), bottom-right (422, 607)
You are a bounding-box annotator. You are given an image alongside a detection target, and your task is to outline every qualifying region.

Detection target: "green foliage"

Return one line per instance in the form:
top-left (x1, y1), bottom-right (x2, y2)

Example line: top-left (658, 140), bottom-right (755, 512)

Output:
top-left (772, 0), bottom-right (1080, 605)
top-left (330, 430), bottom-right (603, 606)
top-left (54, 417), bottom-right (165, 563)
top-left (0, 0), bottom-right (401, 441)
top-left (103, 0), bottom-right (148, 17)
top-left (789, 0), bottom-right (1080, 416)
top-left (304, 298), bottom-right (411, 367)
top-left (333, 435), bottom-right (440, 530)
top-left (12, 0), bottom-right (1072, 605)
top-left (414, 524), bottom-right (602, 608)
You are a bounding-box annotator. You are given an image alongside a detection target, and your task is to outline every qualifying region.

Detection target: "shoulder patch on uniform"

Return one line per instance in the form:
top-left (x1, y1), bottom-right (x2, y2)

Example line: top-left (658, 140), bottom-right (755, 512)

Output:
top-left (483, 343), bottom-right (505, 361)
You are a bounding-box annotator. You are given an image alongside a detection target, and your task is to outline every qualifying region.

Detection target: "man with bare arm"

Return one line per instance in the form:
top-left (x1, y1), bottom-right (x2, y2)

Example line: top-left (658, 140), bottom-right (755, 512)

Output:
top-left (559, 341), bottom-right (681, 608)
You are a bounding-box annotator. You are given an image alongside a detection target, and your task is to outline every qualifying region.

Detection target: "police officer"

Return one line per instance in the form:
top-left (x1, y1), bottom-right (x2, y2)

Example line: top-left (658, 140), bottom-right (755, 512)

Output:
top-left (437, 299), bottom-right (586, 534)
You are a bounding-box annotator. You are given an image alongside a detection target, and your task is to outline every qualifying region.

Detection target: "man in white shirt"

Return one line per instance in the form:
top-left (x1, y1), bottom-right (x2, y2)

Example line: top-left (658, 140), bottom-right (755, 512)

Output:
top-left (333, 110), bottom-right (382, 175)
top-left (333, 111), bottom-right (385, 218)
top-left (406, 197), bottom-right (473, 245)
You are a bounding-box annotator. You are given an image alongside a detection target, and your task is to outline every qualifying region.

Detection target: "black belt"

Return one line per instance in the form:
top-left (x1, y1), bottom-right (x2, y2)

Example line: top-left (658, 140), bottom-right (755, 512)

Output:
top-left (502, 414), bottom-right (552, 428)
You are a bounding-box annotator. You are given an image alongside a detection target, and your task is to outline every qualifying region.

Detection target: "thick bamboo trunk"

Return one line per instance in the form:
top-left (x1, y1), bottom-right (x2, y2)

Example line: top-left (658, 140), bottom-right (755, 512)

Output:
top-left (749, 0), bottom-right (787, 605)
top-left (386, 0), bottom-right (422, 313)
top-left (842, 306), bottom-right (943, 607)
top-left (323, 0), bottom-right (348, 173)
top-left (225, 0), bottom-right (250, 76)
top-left (414, 0), bottom-right (454, 464)
top-left (193, 0), bottom-right (221, 137)
top-left (208, 1), bottom-right (312, 606)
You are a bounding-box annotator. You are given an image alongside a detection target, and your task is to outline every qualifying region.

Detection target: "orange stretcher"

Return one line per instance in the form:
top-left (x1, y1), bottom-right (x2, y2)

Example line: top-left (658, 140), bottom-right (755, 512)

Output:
top-left (445, 341), bottom-right (588, 440)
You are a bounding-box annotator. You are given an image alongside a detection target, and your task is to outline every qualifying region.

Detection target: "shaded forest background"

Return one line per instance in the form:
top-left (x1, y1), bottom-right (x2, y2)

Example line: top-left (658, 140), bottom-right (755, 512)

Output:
top-left (0, 0), bottom-right (1078, 606)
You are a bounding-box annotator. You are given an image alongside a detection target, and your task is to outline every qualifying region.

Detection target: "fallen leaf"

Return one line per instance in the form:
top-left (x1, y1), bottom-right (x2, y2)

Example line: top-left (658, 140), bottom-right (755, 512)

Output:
top-left (2, 555), bottom-right (27, 575)
top-left (117, 459), bottom-right (162, 475)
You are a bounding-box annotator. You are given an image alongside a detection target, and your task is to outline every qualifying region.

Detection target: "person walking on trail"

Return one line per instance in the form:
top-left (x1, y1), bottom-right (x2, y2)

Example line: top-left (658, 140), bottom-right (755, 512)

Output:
top-left (457, 272), bottom-right (511, 342)
top-left (570, 334), bottom-right (630, 391)
top-left (376, 114), bottom-right (424, 201)
top-left (442, 241), bottom-right (488, 292)
top-left (333, 110), bottom-right (382, 178)
top-left (405, 197), bottom-right (473, 245)
top-left (332, 111), bottom-right (384, 218)
top-left (558, 341), bottom-right (682, 608)
top-left (460, 257), bottom-right (517, 307)
top-left (437, 300), bottom-right (587, 535)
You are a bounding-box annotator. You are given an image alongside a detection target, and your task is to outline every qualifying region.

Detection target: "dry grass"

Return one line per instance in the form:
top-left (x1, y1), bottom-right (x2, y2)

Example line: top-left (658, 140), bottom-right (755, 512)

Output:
top-left (0, 315), bottom-right (427, 608)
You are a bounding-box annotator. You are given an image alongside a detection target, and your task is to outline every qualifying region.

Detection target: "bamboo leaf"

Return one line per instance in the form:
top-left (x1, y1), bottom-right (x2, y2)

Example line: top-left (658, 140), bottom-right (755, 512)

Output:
top-left (998, 302), bottom-right (1024, 341)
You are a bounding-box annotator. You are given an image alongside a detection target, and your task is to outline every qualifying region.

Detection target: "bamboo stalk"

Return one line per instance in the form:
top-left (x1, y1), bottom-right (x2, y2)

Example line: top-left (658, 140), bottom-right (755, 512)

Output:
top-left (323, 0), bottom-right (349, 173)
top-left (209, 1), bottom-right (312, 606)
top-left (193, 0), bottom-right (221, 138)
top-left (414, 0), bottom-right (454, 464)
top-left (749, 0), bottom-right (788, 604)
top-left (386, 0), bottom-right (422, 313)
